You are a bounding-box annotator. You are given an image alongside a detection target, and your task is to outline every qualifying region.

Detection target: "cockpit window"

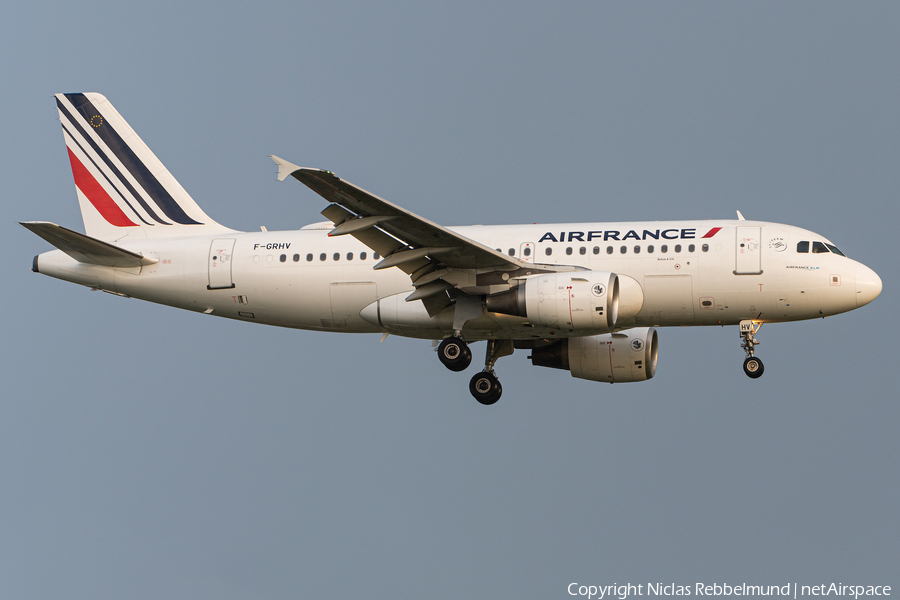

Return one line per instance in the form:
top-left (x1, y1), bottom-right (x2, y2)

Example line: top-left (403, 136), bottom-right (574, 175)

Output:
top-left (797, 241), bottom-right (809, 253)
top-left (825, 243), bottom-right (845, 257)
top-left (812, 241), bottom-right (829, 254)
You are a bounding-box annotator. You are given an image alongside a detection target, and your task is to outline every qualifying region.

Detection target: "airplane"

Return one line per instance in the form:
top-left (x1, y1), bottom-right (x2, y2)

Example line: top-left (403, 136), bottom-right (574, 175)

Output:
top-left (23, 93), bottom-right (882, 404)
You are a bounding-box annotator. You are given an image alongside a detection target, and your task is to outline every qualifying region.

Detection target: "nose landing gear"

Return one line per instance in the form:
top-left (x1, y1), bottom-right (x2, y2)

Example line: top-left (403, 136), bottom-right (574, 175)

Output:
top-left (739, 320), bottom-right (764, 379)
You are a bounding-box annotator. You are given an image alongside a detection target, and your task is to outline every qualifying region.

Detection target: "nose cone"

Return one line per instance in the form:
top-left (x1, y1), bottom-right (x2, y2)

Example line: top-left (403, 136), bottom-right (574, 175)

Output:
top-left (855, 264), bottom-right (882, 308)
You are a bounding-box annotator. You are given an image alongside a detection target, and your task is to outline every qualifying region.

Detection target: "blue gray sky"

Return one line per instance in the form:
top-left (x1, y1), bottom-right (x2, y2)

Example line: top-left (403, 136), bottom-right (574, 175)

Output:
top-left (2, 2), bottom-right (897, 598)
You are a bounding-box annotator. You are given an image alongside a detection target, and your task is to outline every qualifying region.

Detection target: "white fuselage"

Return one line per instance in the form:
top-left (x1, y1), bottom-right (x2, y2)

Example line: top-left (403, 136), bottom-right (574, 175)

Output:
top-left (34, 218), bottom-right (875, 340)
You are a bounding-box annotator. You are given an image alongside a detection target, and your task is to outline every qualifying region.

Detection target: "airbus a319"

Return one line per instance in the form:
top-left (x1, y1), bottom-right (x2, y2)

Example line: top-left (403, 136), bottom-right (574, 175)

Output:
top-left (23, 93), bottom-right (882, 404)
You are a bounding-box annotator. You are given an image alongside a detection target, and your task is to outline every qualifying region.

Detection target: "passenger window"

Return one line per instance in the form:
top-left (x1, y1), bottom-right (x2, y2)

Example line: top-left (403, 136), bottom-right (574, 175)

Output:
top-left (333, 253), bottom-right (340, 261)
top-left (661, 245), bottom-right (668, 253)
top-left (701, 244), bottom-right (709, 253)
top-left (293, 254), bottom-right (300, 262)
top-left (306, 253), bottom-right (313, 262)
top-left (566, 247), bottom-right (573, 255)
top-left (545, 247), bottom-right (552, 256)
top-left (579, 247), bottom-right (586, 255)
top-left (319, 253), bottom-right (326, 261)
top-left (606, 246), bottom-right (613, 254)
top-left (688, 244), bottom-right (695, 253)
top-left (620, 246), bottom-right (627, 254)
top-left (675, 244), bottom-right (682, 253)
top-left (633, 245), bottom-right (640, 254)
top-left (279, 254), bottom-right (286, 262)
top-left (812, 241), bottom-right (829, 254)
top-left (347, 252), bottom-right (353, 261)
top-left (523, 247), bottom-right (531, 257)
top-left (797, 241), bottom-right (809, 253)
top-left (647, 245), bottom-right (654, 253)
top-left (508, 248), bottom-right (515, 256)
top-left (593, 246), bottom-right (600, 255)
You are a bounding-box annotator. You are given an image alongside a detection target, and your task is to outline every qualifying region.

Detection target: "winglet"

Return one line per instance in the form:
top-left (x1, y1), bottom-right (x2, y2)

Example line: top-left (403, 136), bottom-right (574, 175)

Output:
top-left (270, 155), bottom-right (302, 182)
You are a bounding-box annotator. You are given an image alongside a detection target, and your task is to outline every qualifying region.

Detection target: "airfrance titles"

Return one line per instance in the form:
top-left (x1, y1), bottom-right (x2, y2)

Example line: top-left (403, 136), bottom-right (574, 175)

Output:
top-left (540, 229), bottom-right (698, 243)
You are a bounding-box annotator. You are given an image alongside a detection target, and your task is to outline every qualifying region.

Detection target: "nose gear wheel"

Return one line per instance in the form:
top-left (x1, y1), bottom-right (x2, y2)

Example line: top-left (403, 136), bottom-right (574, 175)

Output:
top-left (743, 356), bottom-right (764, 378)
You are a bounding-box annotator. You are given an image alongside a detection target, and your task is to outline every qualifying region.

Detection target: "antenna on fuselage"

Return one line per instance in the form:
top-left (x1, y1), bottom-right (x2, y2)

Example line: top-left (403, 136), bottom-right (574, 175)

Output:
top-left (736, 210), bottom-right (746, 221)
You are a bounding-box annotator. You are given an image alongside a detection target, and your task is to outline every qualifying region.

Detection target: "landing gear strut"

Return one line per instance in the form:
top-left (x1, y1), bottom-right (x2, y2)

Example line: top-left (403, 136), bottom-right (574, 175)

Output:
top-left (739, 320), bottom-right (764, 379)
top-left (469, 339), bottom-right (513, 405)
top-left (437, 335), bottom-right (472, 372)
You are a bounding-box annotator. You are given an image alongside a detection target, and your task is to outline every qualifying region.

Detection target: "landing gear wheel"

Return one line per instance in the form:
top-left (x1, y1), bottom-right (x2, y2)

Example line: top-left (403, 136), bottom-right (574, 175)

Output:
top-left (469, 371), bottom-right (502, 405)
top-left (743, 356), bottom-right (764, 379)
top-left (438, 337), bottom-right (472, 372)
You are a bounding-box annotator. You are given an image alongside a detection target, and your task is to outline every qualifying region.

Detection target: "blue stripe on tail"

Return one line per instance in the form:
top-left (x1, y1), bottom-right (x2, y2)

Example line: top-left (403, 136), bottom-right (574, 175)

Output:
top-left (64, 93), bottom-right (203, 226)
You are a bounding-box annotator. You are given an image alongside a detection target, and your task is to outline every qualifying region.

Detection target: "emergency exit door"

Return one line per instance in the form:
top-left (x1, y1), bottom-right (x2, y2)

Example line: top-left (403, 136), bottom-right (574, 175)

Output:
top-left (519, 242), bottom-right (534, 262)
top-left (735, 226), bottom-right (762, 275)
top-left (208, 239), bottom-right (236, 289)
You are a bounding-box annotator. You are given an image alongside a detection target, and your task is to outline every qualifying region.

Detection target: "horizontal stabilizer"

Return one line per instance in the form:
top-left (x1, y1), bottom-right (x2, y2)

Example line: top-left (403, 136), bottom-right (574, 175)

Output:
top-left (20, 221), bottom-right (158, 268)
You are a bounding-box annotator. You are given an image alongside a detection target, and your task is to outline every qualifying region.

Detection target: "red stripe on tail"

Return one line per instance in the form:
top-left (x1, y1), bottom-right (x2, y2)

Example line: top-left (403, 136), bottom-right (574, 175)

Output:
top-left (67, 148), bottom-right (137, 227)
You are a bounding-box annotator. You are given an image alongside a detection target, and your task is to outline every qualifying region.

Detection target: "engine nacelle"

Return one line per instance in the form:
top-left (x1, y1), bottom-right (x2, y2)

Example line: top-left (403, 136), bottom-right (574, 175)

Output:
top-left (530, 327), bottom-right (658, 383)
top-left (486, 271), bottom-right (618, 332)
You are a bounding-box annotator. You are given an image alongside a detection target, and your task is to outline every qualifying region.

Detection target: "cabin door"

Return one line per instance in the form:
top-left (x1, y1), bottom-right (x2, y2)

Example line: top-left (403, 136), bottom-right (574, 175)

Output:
top-left (735, 226), bottom-right (762, 275)
top-left (208, 239), bottom-right (236, 289)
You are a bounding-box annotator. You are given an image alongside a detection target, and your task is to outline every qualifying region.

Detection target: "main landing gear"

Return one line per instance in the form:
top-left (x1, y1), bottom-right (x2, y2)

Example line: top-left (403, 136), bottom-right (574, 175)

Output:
top-left (436, 336), bottom-right (512, 405)
top-left (739, 320), bottom-right (764, 379)
top-left (437, 336), bottom-right (472, 372)
top-left (469, 371), bottom-right (502, 405)
top-left (468, 339), bottom-right (513, 405)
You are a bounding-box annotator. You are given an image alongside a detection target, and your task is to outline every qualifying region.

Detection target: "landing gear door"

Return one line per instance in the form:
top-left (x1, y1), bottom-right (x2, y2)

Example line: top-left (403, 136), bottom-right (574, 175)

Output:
top-left (735, 226), bottom-right (762, 275)
top-left (208, 238), bottom-right (236, 289)
top-left (519, 242), bottom-right (534, 263)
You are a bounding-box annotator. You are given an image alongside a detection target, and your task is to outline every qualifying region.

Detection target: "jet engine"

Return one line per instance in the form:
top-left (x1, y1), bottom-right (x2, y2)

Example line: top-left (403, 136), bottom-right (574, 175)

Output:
top-left (529, 327), bottom-right (658, 383)
top-left (486, 271), bottom-right (619, 332)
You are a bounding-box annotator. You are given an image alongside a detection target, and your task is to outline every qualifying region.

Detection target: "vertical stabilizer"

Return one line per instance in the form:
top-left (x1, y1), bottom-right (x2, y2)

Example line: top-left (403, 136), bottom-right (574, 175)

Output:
top-left (55, 92), bottom-right (233, 241)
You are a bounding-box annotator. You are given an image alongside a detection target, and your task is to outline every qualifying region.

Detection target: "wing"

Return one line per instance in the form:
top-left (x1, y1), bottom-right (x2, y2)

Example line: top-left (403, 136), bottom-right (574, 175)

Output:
top-left (271, 156), bottom-right (561, 313)
top-left (272, 156), bottom-right (523, 272)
